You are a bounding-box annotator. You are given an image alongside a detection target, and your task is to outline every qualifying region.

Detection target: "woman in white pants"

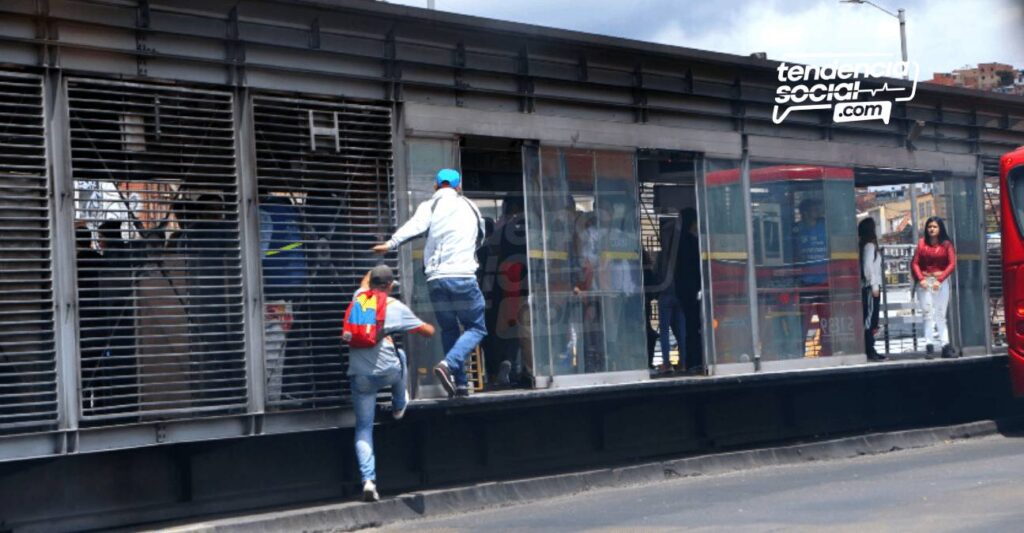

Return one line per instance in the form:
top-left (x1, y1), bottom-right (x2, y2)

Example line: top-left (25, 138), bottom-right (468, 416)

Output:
top-left (910, 217), bottom-right (957, 358)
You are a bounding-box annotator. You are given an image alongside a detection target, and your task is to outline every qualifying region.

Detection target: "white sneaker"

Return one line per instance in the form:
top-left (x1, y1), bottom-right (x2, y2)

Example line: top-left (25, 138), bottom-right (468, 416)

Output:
top-left (362, 479), bottom-right (379, 502)
top-left (392, 389), bottom-right (410, 420)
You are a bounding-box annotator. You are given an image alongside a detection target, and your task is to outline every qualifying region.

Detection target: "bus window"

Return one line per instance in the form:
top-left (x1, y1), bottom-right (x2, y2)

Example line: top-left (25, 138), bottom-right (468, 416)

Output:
top-left (749, 165), bottom-right (862, 362)
top-left (1007, 165), bottom-right (1024, 239)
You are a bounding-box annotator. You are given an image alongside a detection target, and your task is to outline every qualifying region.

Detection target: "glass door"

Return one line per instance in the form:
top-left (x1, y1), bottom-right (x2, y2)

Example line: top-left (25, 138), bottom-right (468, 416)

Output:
top-left (942, 172), bottom-right (987, 353)
top-left (699, 159), bottom-right (755, 375)
top-left (403, 137), bottom-right (458, 398)
top-left (522, 144), bottom-right (648, 387)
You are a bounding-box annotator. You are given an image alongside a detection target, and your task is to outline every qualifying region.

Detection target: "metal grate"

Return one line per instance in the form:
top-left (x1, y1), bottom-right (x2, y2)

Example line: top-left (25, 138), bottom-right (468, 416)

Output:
top-left (983, 156), bottom-right (1005, 347)
top-left (252, 95), bottom-right (395, 409)
top-left (67, 79), bottom-right (246, 424)
top-left (0, 72), bottom-right (58, 435)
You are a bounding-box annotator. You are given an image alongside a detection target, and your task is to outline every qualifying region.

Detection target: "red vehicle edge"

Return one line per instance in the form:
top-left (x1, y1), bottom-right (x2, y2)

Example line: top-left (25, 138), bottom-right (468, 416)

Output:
top-left (1000, 146), bottom-right (1024, 396)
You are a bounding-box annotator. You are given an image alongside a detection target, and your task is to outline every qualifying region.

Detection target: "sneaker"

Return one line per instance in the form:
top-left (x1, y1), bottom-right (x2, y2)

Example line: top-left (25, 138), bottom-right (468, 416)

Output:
top-left (925, 344), bottom-right (935, 360)
top-left (362, 480), bottom-right (379, 502)
top-left (497, 360), bottom-right (512, 386)
top-left (392, 389), bottom-right (410, 420)
top-left (433, 361), bottom-right (456, 398)
top-left (455, 385), bottom-right (470, 398)
top-left (941, 344), bottom-right (956, 359)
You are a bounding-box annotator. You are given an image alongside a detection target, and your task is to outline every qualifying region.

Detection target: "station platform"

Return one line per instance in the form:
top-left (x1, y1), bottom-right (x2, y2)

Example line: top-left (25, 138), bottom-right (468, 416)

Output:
top-left (1, 354), bottom-right (1020, 532)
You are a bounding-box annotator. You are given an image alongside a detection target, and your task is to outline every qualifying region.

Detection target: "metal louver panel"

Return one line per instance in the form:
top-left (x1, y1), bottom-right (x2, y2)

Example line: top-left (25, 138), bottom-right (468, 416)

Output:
top-left (253, 95), bottom-right (395, 409)
top-left (67, 79), bottom-right (246, 424)
top-left (0, 72), bottom-right (58, 435)
top-left (982, 156), bottom-right (1004, 347)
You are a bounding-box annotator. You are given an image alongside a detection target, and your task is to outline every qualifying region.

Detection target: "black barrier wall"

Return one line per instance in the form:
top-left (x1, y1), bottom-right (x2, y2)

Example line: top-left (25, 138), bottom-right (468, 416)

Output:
top-left (0, 357), bottom-right (1020, 532)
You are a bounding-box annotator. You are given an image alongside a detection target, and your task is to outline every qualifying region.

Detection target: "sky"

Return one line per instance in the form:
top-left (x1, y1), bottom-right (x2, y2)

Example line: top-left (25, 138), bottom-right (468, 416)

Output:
top-left (385, 0), bottom-right (1024, 79)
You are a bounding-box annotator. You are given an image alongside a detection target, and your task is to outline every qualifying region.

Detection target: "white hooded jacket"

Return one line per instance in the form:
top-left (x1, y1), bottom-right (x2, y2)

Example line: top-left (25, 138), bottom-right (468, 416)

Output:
top-left (387, 187), bottom-right (484, 281)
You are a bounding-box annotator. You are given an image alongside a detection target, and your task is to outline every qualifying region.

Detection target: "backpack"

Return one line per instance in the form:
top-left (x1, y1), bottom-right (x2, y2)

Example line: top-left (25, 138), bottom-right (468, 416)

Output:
top-left (342, 289), bottom-right (388, 348)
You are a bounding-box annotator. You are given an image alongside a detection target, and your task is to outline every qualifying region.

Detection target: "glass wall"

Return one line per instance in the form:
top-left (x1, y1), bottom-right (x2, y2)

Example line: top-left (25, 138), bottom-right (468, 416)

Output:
top-left (748, 163), bottom-right (863, 362)
top-left (523, 146), bottom-right (647, 378)
top-left (404, 138), bottom-right (458, 396)
top-left (945, 173), bottom-right (987, 349)
top-left (701, 159), bottom-right (754, 366)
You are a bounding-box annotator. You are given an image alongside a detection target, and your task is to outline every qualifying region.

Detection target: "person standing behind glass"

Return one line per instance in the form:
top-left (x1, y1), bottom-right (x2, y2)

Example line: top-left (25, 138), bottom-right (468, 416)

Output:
top-left (911, 216), bottom-right (957, 359)
top-left (372, 169), bottom-right (487, 398)
top-left (858, 218), bottom-right (885, 362)
top-left (795, 198), bottom-right (828, 286)
top-left (674, 208), bottom-right (702, 373)
top-left (656, 217), bottom-right (684, 374)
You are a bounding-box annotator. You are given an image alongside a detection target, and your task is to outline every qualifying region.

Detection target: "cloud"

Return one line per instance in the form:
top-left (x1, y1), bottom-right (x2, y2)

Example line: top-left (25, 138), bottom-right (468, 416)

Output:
top-left (649, 0), bottom-right (1024, 76)
top-left (387, 0), bottom-right (1024, 77)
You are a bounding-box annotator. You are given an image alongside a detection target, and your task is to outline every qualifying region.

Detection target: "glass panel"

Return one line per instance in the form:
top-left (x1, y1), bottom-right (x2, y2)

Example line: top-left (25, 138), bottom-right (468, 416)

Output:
top-left (593, 151), bottom-right (646, 372)
top-left (750, 163), bottom-right (863, 361)
top-left (946, 174), bottom-right (986, 348)
top-left (702, 159), bottom-right (754, 365)
top-left (404, 138), bottom-right (456, 396)
top-left (522, 144), bottom-right (551, 377)
top-left (526, 147), bottom-right (647, 377)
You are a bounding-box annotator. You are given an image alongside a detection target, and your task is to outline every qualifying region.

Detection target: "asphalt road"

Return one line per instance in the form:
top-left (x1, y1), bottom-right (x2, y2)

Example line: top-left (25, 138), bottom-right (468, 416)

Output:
top-left (375, 434), bottom-right (1024, 532)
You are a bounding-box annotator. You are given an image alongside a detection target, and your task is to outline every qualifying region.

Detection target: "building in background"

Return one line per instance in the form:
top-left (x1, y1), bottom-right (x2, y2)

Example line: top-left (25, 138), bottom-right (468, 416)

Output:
top-left (929, 62), bottom-right (1024, 94)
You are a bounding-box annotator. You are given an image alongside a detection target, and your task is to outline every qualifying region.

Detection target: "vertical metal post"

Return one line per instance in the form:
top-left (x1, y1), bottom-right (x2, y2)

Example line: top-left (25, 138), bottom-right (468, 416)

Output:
top-left (978, 158), bottom-right (995, 350)
top-left (236, 88), bottom-right (267, 417)
top-left (46, 70), bottom-right (81, 449)
top-left (392, 109), bottom-right (412, 306)
top-left (898, 9), bottom-right (909, 80)
top-left (695, 155), bottom-right (718, 374)
top-left (881, 246), bottom-right (891, 356)
top-left (739, 144), bottom-right (762, 370)
top-left (910, 183), bottom-right (920, 351)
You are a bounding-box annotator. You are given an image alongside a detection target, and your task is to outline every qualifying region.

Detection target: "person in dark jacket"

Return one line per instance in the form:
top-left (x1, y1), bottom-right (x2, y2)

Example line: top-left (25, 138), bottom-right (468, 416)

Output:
top-left (655, 218), bottom-right (684, 373)
top-left (674, 208), bottom-right (702, 373)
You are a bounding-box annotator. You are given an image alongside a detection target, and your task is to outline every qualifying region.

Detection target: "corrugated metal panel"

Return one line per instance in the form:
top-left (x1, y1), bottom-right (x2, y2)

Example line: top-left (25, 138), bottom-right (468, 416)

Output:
top-left (982, 156), bottom-right (1004, 347)
top-left (252, 95), bottom-right (395, 409)
top-left (67, 78), bottom-right (246, 424)
top-left (0, 72), bottom-right (59, 435)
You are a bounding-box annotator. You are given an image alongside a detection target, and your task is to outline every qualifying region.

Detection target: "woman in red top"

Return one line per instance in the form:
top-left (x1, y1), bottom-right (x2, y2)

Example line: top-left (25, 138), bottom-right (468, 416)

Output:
top-left (910, 216), bottom-right (956, 358)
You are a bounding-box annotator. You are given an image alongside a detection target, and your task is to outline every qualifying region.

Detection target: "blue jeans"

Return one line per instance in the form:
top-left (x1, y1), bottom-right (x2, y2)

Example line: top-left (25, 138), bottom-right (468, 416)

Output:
top-left (428, 277), bottom-right (487, 387)
top-left (351, 349), bottom-right (407, 483)
top-left (658, 293), bottom-right (686, 367)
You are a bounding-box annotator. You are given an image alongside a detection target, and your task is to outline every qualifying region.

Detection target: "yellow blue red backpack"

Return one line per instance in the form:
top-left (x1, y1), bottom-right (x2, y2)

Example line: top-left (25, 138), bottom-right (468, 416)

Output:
top-left (342, 289), bottom-right (388, 348)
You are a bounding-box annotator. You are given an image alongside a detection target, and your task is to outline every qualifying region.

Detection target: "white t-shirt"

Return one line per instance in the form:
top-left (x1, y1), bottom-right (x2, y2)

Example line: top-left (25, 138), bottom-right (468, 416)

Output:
top-left (861, 242), bottom-right (883, 291)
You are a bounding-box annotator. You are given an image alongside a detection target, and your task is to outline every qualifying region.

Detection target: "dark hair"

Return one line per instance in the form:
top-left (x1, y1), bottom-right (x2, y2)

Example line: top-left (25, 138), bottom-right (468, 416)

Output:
top-left (922, 216), bottom-right (951, 246)
top-left (858, 217), bottom-right (879, 259)
top-left (502, 196), bottom-right (524, 216)
top-left (799, 197), bottom-right (822, 214)
top-left (369, 264), bottom-right (394, 289)
top-left (679, 208), bottom-right (698, 232)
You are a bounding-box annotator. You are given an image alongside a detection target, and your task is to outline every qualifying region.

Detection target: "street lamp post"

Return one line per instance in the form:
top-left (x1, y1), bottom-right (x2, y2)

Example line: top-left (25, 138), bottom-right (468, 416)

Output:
top-left (841, 0), bottom-right (909, 80)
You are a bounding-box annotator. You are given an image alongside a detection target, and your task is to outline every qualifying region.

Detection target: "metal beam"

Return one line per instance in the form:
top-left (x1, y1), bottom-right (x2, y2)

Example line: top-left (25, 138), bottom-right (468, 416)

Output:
top-left (46, 69), bottom-right (82, 451)
top-left (236, 87), bottom-right (266, 418)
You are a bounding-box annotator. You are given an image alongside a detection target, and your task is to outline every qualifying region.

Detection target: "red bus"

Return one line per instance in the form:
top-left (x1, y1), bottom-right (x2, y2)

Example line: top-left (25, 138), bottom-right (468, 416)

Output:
top-left (1000, 146), bottom-right (1024, 396)
top-left (704, 165), bottom-right (861, 363)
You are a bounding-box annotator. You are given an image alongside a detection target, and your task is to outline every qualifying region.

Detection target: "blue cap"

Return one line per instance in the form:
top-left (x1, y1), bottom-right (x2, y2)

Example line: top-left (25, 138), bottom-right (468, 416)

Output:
top-left (436, 168), bottom-right (461, 189)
